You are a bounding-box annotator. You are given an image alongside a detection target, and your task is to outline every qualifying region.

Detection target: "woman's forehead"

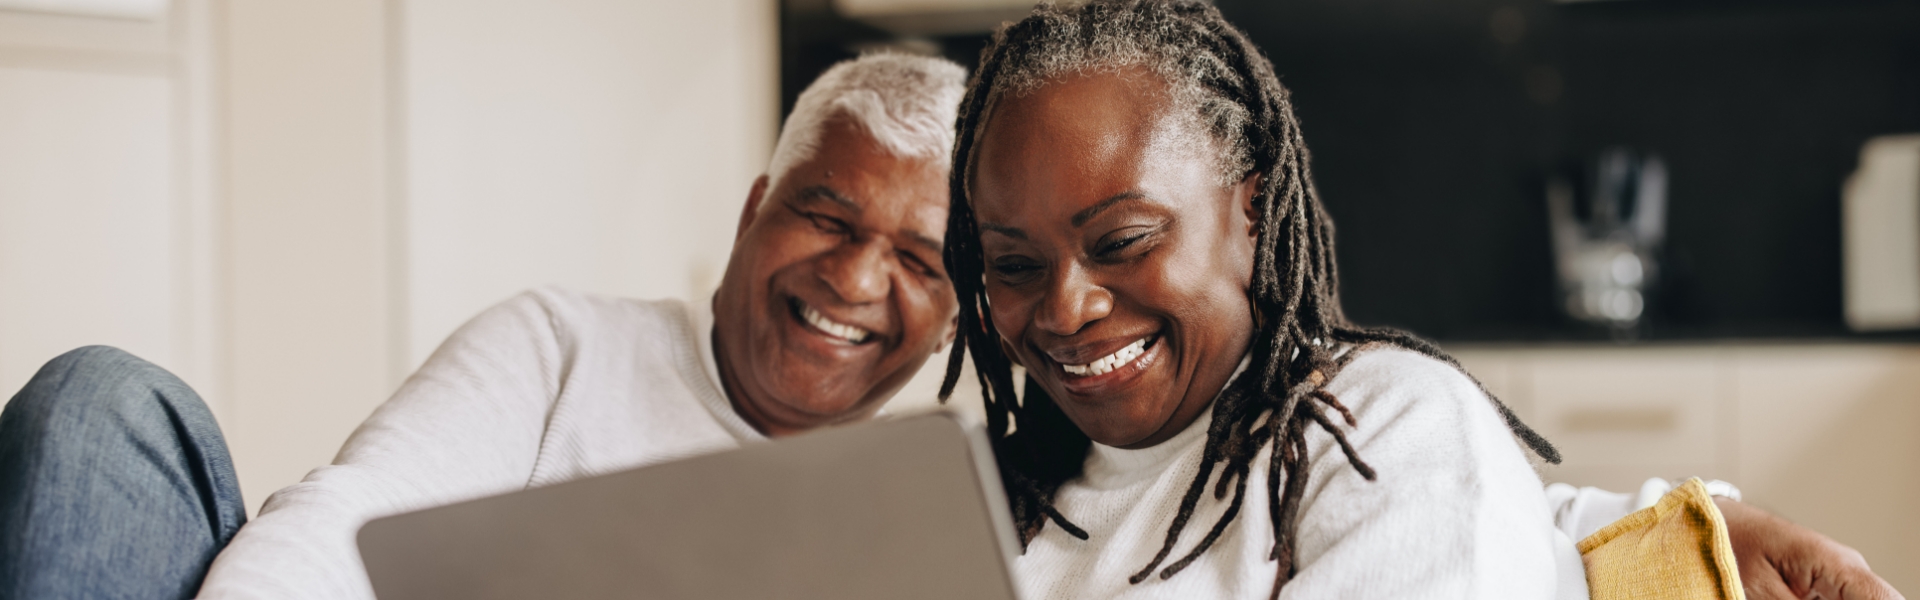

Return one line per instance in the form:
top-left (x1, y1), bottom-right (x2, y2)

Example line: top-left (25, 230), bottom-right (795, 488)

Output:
top-left (972, 71), bottom-right (1219, 212)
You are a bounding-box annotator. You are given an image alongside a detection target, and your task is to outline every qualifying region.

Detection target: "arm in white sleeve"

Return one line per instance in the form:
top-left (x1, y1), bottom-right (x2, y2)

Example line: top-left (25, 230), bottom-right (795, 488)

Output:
top-left (1544, 483), bottom-right (1637, 542)
top-left (1545, 477), bottom-right (1744, 542)
top-left (198, 292), bottom-right (567, 599)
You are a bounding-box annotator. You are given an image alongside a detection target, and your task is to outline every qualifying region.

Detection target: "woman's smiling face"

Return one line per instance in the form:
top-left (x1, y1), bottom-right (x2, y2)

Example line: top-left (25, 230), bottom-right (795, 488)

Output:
top-left (971, 68), bottom-right (1262, 449)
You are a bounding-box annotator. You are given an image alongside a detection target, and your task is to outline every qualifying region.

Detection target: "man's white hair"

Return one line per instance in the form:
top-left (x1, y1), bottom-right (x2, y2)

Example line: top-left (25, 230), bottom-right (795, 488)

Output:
top-left (766, 53), bottom-right (968, 186)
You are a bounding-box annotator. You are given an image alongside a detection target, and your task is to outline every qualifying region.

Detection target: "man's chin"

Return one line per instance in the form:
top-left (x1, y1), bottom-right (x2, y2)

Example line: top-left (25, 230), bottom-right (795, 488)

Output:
top-left (744, 382), bottom-right (876, 431)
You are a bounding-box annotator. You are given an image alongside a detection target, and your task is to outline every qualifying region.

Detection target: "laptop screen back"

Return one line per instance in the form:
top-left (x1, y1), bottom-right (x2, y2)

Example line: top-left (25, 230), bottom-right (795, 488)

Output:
top-left (357, 412), bottom-right (1021, 600)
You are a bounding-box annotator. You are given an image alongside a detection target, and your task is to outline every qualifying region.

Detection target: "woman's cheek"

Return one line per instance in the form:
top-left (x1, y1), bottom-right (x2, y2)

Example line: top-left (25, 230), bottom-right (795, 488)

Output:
top-left (986, 290), bottom-right (1032, 355)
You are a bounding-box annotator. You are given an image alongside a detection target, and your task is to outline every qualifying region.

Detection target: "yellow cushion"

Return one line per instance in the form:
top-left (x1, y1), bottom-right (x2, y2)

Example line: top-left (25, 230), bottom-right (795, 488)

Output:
top-left (1577, 478), bottom-right (1745, 600)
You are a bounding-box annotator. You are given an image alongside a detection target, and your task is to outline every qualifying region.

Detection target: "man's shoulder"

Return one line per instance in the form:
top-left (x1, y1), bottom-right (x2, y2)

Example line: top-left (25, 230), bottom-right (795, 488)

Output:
top-left (489, 287), bottom-right (696, 335)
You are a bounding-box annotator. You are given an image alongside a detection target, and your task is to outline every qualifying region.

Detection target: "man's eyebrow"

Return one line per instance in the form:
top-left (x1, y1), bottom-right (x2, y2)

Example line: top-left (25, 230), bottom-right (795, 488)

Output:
top-left (1070, 191), bottom-right (1149, 227)
top-left (903, 231), bottom-right (943, 254)
top-left (794, 185), bottom-right (861, 214)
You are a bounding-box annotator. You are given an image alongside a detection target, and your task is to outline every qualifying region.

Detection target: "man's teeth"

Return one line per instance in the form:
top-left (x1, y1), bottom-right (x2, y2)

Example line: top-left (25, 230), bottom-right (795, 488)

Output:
top-left (801, 303), bottom-right (870, 343)
top-left (1061, 338), bottom-right (1147, 377)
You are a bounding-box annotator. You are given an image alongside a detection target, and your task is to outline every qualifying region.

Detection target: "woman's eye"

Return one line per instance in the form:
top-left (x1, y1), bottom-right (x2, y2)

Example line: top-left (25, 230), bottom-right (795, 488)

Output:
top-left (991, 261), bottom-right (1040, 281)
top-left (1097, 233), bottom-right (1148, 257)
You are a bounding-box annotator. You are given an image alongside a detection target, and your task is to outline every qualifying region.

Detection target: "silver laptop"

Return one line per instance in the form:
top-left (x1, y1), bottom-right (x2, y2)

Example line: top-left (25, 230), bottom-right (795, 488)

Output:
top-left (356, 412), bottom-right (1023, 600)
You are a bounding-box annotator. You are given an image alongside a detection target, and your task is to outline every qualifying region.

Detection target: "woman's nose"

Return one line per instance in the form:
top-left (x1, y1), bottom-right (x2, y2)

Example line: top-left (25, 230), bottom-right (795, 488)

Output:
top-left (1032, 262), bottom-right (1112, 336)
top-left (816, 238), bottom-right (892, 304)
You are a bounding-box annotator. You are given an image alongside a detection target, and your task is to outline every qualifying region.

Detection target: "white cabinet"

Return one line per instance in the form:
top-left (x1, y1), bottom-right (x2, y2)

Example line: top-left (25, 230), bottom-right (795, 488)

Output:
top-left (1453, 343), bottom-right (1920, 591)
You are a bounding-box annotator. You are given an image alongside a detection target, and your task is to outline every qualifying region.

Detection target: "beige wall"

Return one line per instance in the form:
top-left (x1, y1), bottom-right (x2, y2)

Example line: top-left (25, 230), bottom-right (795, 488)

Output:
top-left (1455, 344), bottom-right (1920, 591)
top-left (0, 5), bottom-right (211, 405)
top-left (0, 0), bottom-right (783, 515)
top-left (222, 0), bottom-right (396, 514)
top-left (226, 0), bottom-right (782, 513)
top-left (401, 0), bottom-right (776, 372)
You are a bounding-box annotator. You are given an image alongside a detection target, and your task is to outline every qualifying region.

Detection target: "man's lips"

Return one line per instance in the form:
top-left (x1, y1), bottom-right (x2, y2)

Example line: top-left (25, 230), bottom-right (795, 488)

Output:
top-left (788, 297), bottom-right (878, 346)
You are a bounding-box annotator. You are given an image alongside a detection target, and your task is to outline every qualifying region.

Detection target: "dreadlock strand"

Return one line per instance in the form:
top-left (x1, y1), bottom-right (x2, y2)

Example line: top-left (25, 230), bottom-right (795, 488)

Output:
top-left (1126, 449), bottom-right (1222, 584)
top-left (1040, 504), bottom-right (1090, 540)
top-left (1302, 400), bottom-right (1377, 481)
top-left (1313, 389), bottom-right (1358, 427)
top-left (1158, 464), bottom-right (1251, 580)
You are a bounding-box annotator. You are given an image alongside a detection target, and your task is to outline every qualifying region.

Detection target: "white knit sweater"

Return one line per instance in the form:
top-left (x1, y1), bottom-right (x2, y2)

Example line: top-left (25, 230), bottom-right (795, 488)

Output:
top-left (197, 288), bottom-right (762, 599)
top-left (1013, 348), bottom-right (1586, 600)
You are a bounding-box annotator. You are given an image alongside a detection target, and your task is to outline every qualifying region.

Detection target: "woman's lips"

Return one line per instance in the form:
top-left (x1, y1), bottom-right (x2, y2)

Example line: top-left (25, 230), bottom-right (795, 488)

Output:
top-left (1054, 335), bottom-right (1161, 396)
top-left (1060, 337), bottom-right (1147, 376)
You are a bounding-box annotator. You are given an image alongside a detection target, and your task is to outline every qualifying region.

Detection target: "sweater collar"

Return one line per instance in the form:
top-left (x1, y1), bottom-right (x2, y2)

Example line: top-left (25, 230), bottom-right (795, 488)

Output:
top-left (688, 293), bottom-right (767, 443)
top-left (1081, 353), bottom-right (1252, 486)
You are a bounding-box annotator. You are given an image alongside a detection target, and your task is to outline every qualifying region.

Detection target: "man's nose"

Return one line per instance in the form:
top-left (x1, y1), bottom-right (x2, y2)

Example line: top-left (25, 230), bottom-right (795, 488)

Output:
top-left (1032, 262), bottom-right (1111, 336)
top-left (816, 238), bottom-right (892, 304)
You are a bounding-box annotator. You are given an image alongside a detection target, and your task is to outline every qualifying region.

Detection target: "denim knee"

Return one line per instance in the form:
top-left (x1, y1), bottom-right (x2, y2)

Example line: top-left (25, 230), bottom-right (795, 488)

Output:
top-left (8, 345), bottom-right (196, 424)
top-left (1, 345), bottom-right (218, 468)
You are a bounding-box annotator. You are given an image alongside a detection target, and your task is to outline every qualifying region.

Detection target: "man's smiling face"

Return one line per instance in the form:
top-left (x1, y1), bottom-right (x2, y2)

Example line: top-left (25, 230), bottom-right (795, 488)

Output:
top-left (711, 117), bottom-right (957, 437)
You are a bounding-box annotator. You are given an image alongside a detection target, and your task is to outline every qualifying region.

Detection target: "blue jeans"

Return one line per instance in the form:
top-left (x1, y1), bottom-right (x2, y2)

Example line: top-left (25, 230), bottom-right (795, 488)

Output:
top-left (0, 346), bottom-right (246, 600)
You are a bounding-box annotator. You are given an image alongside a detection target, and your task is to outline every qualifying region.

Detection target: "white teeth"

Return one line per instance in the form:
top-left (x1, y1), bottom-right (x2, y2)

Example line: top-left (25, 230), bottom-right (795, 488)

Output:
top-left (1060, 338), bottom-right (1147, 377)
top-left (800, 302), bottom-right (870, 344)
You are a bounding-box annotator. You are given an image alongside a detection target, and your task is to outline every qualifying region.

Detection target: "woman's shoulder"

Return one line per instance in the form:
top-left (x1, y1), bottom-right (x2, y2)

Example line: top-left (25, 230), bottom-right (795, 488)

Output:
top-left (1312, 344), bottom-right (1533, 475)
top-left (1322, 346), bottom-right (1490, 419)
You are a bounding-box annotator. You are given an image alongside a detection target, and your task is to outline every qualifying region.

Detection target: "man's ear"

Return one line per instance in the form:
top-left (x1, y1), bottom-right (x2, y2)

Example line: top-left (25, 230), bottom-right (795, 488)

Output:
top-left (1237, 172), bottom-right (1264, 239)
top-left (736, 174), bottom-right (771, 241)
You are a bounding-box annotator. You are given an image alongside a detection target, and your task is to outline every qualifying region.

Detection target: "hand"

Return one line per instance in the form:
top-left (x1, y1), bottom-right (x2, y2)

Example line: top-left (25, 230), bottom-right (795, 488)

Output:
top-left (1716, 497), bottom-right (1903, 600)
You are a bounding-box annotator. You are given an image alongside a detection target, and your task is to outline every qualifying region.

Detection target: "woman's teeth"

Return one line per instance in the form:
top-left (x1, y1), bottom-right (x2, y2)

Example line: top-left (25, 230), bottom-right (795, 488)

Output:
top-left (801, 302), bottom-right (870, 343)
top-left (1061, 338), bottom-right (1147, 377)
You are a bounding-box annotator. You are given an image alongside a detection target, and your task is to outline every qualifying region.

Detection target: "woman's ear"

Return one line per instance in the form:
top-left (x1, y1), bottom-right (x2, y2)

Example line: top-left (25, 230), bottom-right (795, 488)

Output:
top-left (1237, 172), bottom-right (1263, 239)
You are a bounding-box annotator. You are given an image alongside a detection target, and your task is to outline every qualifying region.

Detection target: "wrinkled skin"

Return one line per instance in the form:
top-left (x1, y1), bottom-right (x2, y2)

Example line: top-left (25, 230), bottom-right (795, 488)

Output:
top-left (712, 118), bottom-right (958, 437)
top-left (1718, 498), bottom-right (1904, 600)
top-left (971, 68), bottom-right (1261, 449)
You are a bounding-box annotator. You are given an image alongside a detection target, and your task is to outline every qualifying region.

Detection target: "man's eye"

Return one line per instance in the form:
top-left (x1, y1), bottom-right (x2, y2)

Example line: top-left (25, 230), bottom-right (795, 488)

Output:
top-left (807, 214), bottom-right (850, 235)
top-left (899, 252), bottom-right (939, 277)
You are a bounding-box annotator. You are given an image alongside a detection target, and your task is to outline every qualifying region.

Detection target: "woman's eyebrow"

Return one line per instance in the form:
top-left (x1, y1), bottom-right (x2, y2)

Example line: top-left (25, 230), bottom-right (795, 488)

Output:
top-left (1070, 191), bottom-right (1149, 227)
top-left (979, 222), bottom-right (1025, 240)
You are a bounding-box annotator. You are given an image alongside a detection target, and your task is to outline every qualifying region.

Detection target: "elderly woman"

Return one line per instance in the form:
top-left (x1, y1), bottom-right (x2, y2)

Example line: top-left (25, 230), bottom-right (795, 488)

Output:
top-left (939, 2), bottom-right (1575, 597)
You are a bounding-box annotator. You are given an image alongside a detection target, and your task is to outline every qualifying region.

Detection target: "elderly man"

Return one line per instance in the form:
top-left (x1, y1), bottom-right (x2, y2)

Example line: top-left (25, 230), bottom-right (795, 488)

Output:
top-left (0, 53), bottom-right (967, 600)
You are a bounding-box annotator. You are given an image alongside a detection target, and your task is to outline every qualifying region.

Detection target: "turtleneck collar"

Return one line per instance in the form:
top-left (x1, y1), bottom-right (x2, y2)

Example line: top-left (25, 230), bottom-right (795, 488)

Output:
top-left (1079, 353), bottom-right (1252, 489)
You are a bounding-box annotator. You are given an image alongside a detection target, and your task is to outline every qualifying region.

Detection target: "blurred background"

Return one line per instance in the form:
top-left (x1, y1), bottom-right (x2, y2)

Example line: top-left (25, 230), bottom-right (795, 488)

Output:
top-left (1, 0), bottom-right (1916, 591)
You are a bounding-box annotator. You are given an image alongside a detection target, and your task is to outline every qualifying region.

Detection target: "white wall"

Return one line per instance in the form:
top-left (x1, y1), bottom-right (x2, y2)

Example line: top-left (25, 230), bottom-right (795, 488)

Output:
top-left (0, 0), bottom-right (784, 515)
top-left (222, 0), bottom-right (783, 513)
top-left (0, 66), bottom-right (175, 399)
top-left (401, 0), bottom-right (776, 371)
top-left (222, 0), bottom-right (397, 513)
top-left (0, 4), bottom-right (215, 411)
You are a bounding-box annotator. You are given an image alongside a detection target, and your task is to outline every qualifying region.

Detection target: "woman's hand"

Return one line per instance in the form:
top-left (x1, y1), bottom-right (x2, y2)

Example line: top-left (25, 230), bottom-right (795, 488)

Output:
top-left (1716, 497), bottom-right (1903, 600)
